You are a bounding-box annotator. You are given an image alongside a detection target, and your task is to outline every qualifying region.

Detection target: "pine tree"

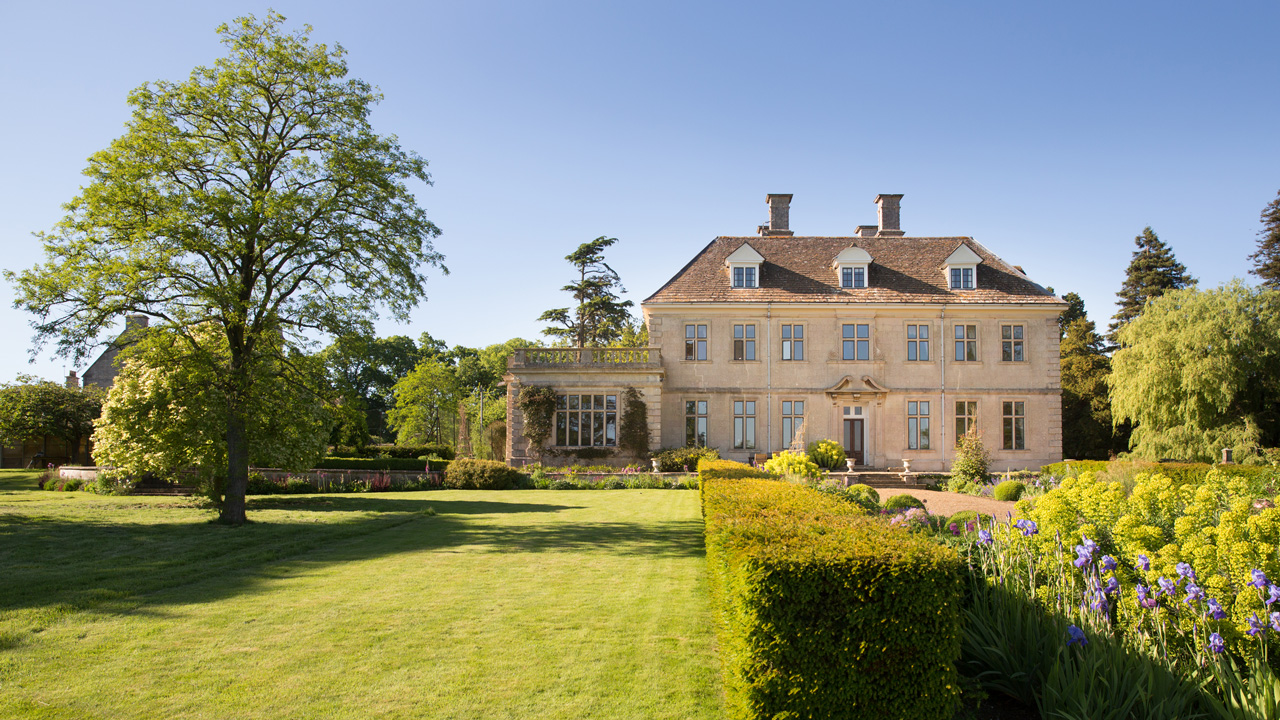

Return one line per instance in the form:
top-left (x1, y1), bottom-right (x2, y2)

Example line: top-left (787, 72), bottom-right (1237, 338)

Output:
top-left (1249, 189), bottom-right (1280, 287)
top-left (538, 236), bottom-right (635, 347)
top-left (1058, 292), bottom-right (1087, 339)
top-left (1108, 227), bottom-right (1192, 344)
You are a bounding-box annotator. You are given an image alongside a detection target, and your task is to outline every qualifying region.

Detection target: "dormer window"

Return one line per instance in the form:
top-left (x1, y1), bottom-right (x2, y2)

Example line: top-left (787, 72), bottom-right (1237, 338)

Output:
top-left (833, 246), bottom-right (872, 290)
top-left (725, 242), bottom-right (765, 290)
top-left (943, 243), bottom-right (983, 291)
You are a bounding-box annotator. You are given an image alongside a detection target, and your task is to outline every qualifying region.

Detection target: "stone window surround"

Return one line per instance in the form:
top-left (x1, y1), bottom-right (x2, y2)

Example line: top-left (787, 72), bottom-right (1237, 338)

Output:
top-left (1000, 321), bottom-right (1027, 363)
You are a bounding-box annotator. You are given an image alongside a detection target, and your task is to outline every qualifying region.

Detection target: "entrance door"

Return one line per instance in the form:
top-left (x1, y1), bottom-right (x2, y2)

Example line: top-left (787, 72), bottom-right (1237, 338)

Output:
top-left (843, 418), bottom-right (864, 465)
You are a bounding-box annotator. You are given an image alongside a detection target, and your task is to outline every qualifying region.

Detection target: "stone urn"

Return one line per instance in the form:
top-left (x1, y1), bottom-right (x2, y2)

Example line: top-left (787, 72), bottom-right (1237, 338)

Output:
top-left (845, 458), bottom-right (856, 472)
top-left (651, 458), bottom-right (661, 472)
top-left (902, 459), bottom-right (913, 474)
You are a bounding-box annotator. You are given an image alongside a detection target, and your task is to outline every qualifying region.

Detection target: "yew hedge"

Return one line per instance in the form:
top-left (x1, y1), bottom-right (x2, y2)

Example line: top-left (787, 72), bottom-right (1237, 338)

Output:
top-left (701, 477), bottom-right (964, 720)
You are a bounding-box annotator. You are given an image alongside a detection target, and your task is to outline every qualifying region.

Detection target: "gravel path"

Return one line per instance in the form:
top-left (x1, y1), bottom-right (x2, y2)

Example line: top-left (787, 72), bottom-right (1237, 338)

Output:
top-left (882, 488), bottom-right (1018, 519)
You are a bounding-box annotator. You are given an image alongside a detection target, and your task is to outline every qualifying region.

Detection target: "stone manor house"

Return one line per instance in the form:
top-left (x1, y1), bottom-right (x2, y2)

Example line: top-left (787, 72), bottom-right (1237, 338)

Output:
top-left (504, 194), bottom-right (1065, 471)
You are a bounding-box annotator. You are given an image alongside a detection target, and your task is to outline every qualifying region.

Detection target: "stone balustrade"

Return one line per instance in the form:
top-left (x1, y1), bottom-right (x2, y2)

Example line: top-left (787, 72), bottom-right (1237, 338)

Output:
top-left (509, 347), bottom-right (662, 368)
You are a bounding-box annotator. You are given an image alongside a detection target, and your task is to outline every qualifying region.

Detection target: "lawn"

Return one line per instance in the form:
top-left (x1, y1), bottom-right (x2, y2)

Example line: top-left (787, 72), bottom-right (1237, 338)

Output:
top-left (0, 471), bottom-right (723, 719)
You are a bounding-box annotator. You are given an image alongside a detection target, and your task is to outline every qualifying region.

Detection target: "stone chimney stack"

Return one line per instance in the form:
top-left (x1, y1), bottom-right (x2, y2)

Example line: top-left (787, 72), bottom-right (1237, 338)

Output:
top-left (759, 194), bottom-right (795, 236)
top-left (875, 194), bottom-right (905, 237)
top-left (65, 371), bottom-right (80, 389)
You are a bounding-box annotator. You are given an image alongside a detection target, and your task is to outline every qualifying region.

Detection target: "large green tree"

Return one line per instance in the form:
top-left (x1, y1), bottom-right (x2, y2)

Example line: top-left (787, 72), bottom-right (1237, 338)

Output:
top-left (1057, 296), bottom-right (1122, 459)
top-left (1249, 189), bottom-right (1280, 287)
top-left (319, 334), bottom-right (421, 440)
top-left (1107, 227), bottom-right (1192, 343)
top-left (8, 13), bottom-right (442, 524)
top-left (387, 358), bottom-right (460, 446)
top-left (1109, 281), bottom-right (1280, 462)
top-left (538, 236), bottom-right (634, 347)
top-left (0, 377), bottom-right (104, 465)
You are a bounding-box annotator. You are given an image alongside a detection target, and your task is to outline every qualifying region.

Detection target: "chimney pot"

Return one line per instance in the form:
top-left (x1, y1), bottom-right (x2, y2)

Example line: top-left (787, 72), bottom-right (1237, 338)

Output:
top-left (874, 194), bottom-right (905, 236)
top-left (761, 194), bottom-right (794, 236)
top-left (65, 371), bottom-right (80, 390)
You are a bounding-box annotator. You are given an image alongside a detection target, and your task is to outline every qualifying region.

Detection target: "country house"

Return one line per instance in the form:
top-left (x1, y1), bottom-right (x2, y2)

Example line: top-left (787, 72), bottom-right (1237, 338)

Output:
top-left (504, 194), bottom-right (1065, 471)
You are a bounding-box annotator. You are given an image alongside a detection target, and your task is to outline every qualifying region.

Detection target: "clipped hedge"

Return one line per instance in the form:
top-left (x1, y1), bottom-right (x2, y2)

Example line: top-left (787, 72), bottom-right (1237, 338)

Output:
top-left (702, 478), bottom-right (963, 720)
top-left (1040, 459), bottom-right (1277, 485)
top-left (883, 493), bottom-right (926, 511)
top-left (697, 458), bottom-right (776, 481)
top-left (993, 479), bottom-right (1026, 502)
top-left (314, 457), bottom-right (448, 472)
top-left (444, 458), bottom-right (523, 490)
top-left (652, 446), bottom-right (720, 472)
top-left (329, 443), bottom-right (456, 460)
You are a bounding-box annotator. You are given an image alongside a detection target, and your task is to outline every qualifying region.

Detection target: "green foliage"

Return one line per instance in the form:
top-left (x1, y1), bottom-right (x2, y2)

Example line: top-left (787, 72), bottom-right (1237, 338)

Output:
top-left (443, 458), bottom-right (522, 490)
top-left (537, 236), bottom-right (635, 347)
top-left (951, 428), bottom-right (990, 482)
top-left (805, 439), bottom-right (845, 470)
top-left (702, 478), bottom-right (963, 719)
top-left (1110, 282), bottom-right (1280, 461)
top-left (994, 480), bottom-right (1026, 502)
top-left (652, 446), bottom-right (719, 472)
top-left (388, 358), bottom-right (461, 447)
top-left (846, 484), bottom-right (880, 510)
top-left (92, 326), bottom-right (330, 504)
top-left (944, 476), bottom-right (986, 496)
top-left (1058, 292), bottom-right (1126, 459)
top-left (1249, 188), bottom-right (1280, 287)
top-left (320, 334), bottom-right (422, 440)
top-left (945, 510), bottom-right (978, 530)
top-left (618, 387), bottom-right (650, 457)
top-left (329, 443), bottom-right (455, 460)
top-left (0, 377), bottom-right (104, 464)
top-left (314, 457), bottom-right (447, 472)
top-left (761, 450), bottom-right (822, 479)
top-left (1041, 460), bottom-right (1110, 477)
top-left (7, 13), bottom-right (444, 525)
top-left (1108, 226), bottom-right (1193, 343)
top-left (884, 493), bottom-right (926, 511)
top-left (516, 385), bottom-right (558, 459)
top-left (696, 458), bottom-right (775, 480)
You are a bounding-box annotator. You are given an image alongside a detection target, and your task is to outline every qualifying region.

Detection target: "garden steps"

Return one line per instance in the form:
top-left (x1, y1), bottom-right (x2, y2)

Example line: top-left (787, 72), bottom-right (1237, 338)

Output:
top-left (832, 471), bottom-right (932, 490)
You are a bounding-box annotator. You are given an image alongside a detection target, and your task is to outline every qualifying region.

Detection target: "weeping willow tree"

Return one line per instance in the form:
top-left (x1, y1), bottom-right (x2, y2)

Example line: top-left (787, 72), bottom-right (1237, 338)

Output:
top-left (1109, 281), bottom-right (1280, 462)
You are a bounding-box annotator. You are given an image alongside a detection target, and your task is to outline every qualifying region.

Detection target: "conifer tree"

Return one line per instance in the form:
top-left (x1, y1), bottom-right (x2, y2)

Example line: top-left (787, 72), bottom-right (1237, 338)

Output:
top-left (1249, 189), bottom-right (1280, 288)
top-left (1107, 227), bottom-right (1192, 344)
top-left (538, 236), bottom-right (634, 347)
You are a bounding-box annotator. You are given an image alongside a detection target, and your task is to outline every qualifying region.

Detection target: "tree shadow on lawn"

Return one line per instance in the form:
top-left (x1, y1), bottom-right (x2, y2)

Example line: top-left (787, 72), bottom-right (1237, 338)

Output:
top-left (0, 493), bottom-right (706, 631)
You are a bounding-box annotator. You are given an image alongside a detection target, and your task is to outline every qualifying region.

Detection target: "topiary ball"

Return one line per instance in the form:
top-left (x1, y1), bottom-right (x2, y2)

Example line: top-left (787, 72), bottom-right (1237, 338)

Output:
top-left (883, 493), bottom-right (926, 511)
top-left (994, 479), bottom-right (1026, 502)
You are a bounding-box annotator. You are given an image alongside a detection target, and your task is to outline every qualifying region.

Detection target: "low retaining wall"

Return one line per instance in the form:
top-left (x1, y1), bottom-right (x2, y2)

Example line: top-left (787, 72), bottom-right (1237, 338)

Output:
top-left (58, 466), bottom-right (440, 486)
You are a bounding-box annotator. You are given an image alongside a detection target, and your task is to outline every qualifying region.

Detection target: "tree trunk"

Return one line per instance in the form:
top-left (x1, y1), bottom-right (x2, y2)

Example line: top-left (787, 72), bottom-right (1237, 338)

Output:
top-left (220, 404), bottom-right (250, 525)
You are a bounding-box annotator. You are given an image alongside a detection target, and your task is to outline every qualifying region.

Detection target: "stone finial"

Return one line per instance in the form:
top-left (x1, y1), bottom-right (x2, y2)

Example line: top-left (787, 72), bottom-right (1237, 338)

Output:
top-left (875, 194), bottom-right (905, 236)
top-left (761, 194), bottom-right (794, 236)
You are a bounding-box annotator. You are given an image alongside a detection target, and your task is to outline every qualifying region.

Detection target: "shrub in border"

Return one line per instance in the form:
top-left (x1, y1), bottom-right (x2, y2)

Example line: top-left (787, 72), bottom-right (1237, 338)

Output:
top-left (697, 458), bottom-right (776, 480)
top-left (652, 446), bottom-right (719, 472)
top-left (883, 493), bottom-right (926, 511)
top-left (702, 477), bottom-right (963, 720)
top-left (444, 458), bottom-right (522, 490)
top-left (993, 479), bottom-right (1025, 502)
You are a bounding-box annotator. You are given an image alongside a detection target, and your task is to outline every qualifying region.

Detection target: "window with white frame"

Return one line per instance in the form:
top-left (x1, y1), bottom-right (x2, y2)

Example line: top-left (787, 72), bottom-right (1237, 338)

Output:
top-left (554, 393), bottom-right (617, 447)
top-left (781, 400), bottom-right (805, 447)
top-left (841, 323), bottom-right (870, 361)
top-left (1003, 400), bottom-right (1025, 450)
top-left (733, 400), bottom-right (756, 450)
top-left (949, 267), bottom-right (974, 290)
top-left (840, 266), bottom-right (866, 288)
top-left (684, 324), bottom-right (708, 361)
top-left (955, 401), bottom-right (978, 445)
top-left (906, 324), bottom-right (930, 361)
top-left (685, 400), bottom-right (708, 447)
top-left (732, 266), bottom-right (757, 288)
top-left (1001, 324), bottom-right (1025, 362)
top-left (733, 324), bottom-right (756, 361)
top-left (907, 400), bottom-right (930, 450)
top-left (781, 324), bottom-right (804, 360)
top-left (953, 324), bottom-right (978, 362)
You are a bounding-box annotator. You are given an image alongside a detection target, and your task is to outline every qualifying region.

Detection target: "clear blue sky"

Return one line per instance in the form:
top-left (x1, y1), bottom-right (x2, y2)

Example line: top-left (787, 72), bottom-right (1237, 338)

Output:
top-left (2, 1), bottom-right (1277, 382)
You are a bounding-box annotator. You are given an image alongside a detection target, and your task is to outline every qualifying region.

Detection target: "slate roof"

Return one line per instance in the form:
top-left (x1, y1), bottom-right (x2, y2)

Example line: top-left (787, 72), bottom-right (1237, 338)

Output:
top-left (643, 235), bottom-right (1062, 305)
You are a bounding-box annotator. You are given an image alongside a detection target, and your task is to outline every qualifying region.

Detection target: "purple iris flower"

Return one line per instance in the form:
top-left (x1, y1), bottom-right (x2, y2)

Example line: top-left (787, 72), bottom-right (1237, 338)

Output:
top-left (1104, 577), bottom-right (1120, 595)
top-left (1100, 555), bottom-right (1117, 572)
top-left (1176, 563), bottom-right (1197, 582)
top-left (1247, 614), bottom-right (1267, 637)
top-left (1268, 585), bottom-right (1280, 606)
top-left (1184, 583), bottom-right (1205, 604)
top-left (1250, 569), bottom-right (1269, 589)
top-left (1207, 598), bottom-right (1227, 620)
top-left (1090, 588), bottom-right (1110, 613)
top-left (1137, 554), bottom-right (1150, 572)
top-left (1272, 612), bottom-right (1280, 633)
top-left (1067, 625), bottom-right (1087, 646)
top-left (1209, 633), bottom-right (1226, 653)
top-left (977, 529), bottom-right (993, 545)
top-left (1157, 577), bottom-right (1176, 596)
top-left (1015, 519), bottom-right (1039, 537)
top-left (1081, 536), bottom-right (1098, 553)
top-left (1073, 545), bottom-right (1094, 569)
